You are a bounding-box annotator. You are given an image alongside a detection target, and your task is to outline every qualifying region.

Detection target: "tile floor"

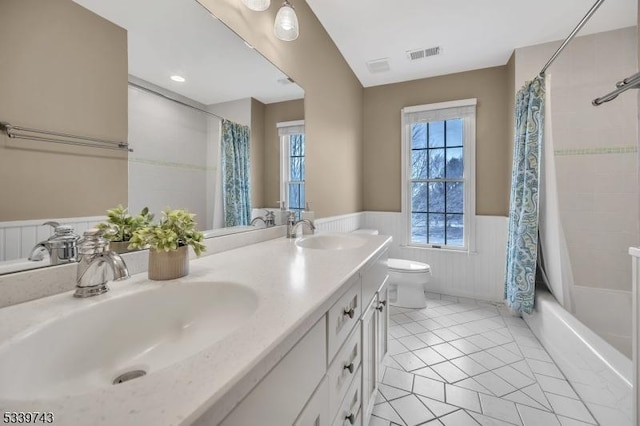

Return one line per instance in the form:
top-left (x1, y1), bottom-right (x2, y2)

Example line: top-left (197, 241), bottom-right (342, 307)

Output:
top-left (369, 293), bottom-right (599, 426)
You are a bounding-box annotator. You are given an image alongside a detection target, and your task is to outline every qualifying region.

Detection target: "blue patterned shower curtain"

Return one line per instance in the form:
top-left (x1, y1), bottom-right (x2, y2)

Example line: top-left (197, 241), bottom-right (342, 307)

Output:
top-left (221, 119), bottom-right (251, 227)
top-left (505, 76), bottom-right (545, 314)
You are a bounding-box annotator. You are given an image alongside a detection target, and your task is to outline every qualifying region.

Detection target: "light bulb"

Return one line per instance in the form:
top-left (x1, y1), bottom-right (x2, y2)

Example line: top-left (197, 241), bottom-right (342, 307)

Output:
top-left (274, 1), bottom-right (299, 41)
top-left (241, 0), bottom-right (270, 12)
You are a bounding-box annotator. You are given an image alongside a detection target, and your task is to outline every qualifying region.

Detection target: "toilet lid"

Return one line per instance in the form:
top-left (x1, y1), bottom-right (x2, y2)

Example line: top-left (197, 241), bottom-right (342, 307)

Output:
top-left (387, 258), bottom-right (430, 273)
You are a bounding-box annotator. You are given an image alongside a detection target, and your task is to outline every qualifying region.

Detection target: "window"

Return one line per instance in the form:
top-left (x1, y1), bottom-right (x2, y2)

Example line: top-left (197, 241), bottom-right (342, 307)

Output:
top-left (401, 99), bottom-right (476, 250)
top-left (278, 120), bottom-right (305, 220)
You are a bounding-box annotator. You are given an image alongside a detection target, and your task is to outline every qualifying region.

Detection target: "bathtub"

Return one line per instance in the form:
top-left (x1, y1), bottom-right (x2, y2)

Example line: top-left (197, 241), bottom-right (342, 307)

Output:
top-left (524, 289), bottom-right (633, 426)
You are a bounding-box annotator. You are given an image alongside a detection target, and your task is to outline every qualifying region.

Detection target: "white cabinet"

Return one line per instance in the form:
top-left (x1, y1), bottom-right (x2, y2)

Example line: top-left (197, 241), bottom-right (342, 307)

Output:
top-left (328, 323), bottom-right (362, 417)
top-left (376, 277), bottom-right (389, 378)
top-left (361, 295), bottom-right (379, 425)
top-left (202, 247), bottom-right (389, 426)
top-left (332, 366), bottom-right (362, 426)
top-left (216, 319), bottom-right (327, 426)
top-left (362, 277), bottom-right (389, 426)
top-left (360, 248), bottom-right (390, 426)
top-left (328, 275), bottom-right (362, 363)
top-left (294, 377), bottom-right (330, 426)
top-left (361, 250), bottom-right (389, 313)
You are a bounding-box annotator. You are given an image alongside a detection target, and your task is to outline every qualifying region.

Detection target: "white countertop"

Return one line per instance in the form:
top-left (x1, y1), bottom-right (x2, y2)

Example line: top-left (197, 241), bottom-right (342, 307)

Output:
top-left (0, 233), bottom-right (391, 426)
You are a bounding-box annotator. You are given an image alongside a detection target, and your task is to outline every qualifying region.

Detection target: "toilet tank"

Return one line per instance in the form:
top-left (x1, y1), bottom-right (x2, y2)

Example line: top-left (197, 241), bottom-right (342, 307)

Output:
top-left (352, 229), bottom-right (379, 235)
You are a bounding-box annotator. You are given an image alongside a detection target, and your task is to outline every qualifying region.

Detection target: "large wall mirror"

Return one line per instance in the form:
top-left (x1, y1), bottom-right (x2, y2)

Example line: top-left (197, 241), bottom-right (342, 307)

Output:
top-left (0, 0), bottom-right (304, 274)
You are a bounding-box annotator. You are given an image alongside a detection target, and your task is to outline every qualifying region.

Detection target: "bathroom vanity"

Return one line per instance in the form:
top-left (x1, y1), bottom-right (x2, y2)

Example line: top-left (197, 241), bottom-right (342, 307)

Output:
top-left (0, 232), bottom-right (391, 426)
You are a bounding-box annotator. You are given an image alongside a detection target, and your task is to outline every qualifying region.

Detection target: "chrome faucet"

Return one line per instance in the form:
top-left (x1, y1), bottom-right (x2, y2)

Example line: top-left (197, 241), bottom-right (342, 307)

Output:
top-left (74, 229), bottom-right (129, 298)
top-left (28, 222), bottom-right (81, 265)
top-left (250, 210), bottom-right (276, 228)
top-left (286, 211), bottom-right (315, 238)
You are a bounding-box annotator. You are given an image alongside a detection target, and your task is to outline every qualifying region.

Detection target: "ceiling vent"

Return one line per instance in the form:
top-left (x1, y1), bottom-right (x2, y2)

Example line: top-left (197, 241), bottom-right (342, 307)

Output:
top-left (366, 58), bottom-right (391, 74)
top-left (407, 46), bottom-right (442, 61)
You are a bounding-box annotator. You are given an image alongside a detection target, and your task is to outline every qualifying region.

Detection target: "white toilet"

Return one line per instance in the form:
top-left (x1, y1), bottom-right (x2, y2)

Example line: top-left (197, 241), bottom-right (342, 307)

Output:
top-left (352, 229), bottom-right (432, 309)
top-left (387, 258), bottom-right (431, 309)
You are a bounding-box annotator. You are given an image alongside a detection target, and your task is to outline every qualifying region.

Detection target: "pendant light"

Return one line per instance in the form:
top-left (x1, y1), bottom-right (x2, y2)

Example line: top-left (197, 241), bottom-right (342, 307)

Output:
top-left (274, 0), bottom-right (299, 41)
top-left (241, 0), bottom-right (270, 12)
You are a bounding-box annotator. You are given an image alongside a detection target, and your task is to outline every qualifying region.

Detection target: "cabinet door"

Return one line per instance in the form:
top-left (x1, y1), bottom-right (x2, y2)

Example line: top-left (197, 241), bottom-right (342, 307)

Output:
top-left (215, 319), bottom-right (326, 426)
top-left (361, 296), bottom-right (378, 426)
top-left (294, 377), bottom-right (330, 426)
top-left (376, 277), bottom-right (389, 378)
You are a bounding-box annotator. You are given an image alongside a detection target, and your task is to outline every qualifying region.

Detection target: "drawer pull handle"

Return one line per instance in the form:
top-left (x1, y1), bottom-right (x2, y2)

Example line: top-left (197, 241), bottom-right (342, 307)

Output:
top-left (343, 307), bottom-right (355, 319)
top-left (345, 413), bottom-right (356, 425)
top-left (343, 362), bottom-right (354, 374)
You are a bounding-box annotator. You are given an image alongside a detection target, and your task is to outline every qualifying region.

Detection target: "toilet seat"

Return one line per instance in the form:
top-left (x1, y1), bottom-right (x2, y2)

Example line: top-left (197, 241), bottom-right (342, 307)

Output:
top-left (388, 258), bottom-right (430, 274)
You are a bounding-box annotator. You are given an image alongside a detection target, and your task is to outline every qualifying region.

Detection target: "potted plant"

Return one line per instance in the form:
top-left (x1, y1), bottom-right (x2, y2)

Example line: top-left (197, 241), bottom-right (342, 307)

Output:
top-left (96, 205), bottom-right (154, 253)
top-left (129, 208), bottom-right (206, 280)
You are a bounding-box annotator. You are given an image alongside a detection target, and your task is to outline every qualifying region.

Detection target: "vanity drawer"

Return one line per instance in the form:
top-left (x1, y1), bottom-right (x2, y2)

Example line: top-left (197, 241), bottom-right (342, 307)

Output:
top-left (361, 248), bottom-right (388, 310)
top-left (327, 275), bottom-right (361, 362)
top-left (328, 321), bottom-right (362, 418)
top-left (294, 376), bottom-right (330, 426)
top-left (331, 366), bottom-right (362, 426)
top-left (216, 318), bottom-right (327, 426)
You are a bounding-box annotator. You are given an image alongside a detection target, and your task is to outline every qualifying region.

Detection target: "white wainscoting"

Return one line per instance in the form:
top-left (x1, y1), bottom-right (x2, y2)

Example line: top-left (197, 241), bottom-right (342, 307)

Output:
top-left (363, 212), bottom-right (509, 302)
top-left (311, 211), bottom-right (508, 303)
top-left (314, 212), bottom-right (365, 234)
top-left (0, 216), bottom-right (105, 262)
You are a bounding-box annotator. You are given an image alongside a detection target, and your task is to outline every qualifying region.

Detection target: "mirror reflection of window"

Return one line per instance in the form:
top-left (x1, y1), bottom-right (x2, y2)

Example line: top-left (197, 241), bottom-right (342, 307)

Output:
top-left (278, 121), bottom-right (305, 220)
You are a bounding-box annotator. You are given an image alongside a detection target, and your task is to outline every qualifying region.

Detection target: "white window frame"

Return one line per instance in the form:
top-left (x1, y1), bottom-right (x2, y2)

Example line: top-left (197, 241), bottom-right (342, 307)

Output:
top-left (400, 99), bottom-right (476, 252)
top-left (277, 120), bottom-right (305, 217)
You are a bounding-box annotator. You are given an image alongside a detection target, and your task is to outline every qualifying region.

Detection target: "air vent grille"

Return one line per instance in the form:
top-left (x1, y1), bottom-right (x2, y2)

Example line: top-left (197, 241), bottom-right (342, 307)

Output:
top-left (407, 46), bottom-right (442, 61)
top-left (366, 58), bottom-right (390, 74)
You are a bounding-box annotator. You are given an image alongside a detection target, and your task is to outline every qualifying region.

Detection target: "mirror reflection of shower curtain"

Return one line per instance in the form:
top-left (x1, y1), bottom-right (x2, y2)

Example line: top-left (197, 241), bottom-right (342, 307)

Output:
top-left (212, 118), bottom-right (224, 229)
top-left (221, 119), bottom-right (252, 227)
top-left (538, 74), bottom-right (575, 311)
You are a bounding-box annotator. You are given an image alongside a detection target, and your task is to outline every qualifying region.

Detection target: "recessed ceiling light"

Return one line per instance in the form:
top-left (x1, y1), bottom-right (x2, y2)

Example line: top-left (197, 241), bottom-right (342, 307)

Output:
top-left (170, 75), bottom-right (186, 83)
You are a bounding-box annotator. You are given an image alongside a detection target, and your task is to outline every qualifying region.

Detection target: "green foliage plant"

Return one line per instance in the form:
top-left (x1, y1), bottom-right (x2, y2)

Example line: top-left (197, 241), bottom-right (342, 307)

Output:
top-left (129, 208), bottom-right (206, 256)
top-left (97, 205), bottom-right (154, 242)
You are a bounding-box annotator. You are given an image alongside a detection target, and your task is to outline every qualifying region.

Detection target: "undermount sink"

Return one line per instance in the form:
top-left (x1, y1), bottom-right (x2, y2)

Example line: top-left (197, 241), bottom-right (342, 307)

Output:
top-left (0, 281), bottom-right (258, 401)
top-left (295, 234), bottom-right (367, 250)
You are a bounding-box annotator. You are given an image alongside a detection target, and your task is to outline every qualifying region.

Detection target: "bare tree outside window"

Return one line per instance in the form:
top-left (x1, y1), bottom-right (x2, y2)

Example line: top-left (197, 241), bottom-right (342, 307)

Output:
top-left (410, 119), bottom-right (464, 246)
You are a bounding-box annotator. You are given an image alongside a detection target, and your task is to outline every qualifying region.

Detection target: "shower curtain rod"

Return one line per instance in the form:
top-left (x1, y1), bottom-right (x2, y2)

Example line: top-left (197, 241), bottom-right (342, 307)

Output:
top-left (127, 81), bottom-right (225, 121)
top-left (538, 0), bottom-right (606, 76)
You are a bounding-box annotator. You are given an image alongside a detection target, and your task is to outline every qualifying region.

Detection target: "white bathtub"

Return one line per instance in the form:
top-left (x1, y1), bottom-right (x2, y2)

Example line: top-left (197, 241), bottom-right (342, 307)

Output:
top-left (524, 289), bottom-right (633, 426)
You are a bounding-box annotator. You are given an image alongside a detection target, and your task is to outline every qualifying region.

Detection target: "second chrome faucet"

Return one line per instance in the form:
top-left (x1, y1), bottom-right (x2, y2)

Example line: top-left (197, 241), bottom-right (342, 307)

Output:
top-left (286, 211), bottom-right (315, 238)
top-left (250, 210), bottom-right (276, 228)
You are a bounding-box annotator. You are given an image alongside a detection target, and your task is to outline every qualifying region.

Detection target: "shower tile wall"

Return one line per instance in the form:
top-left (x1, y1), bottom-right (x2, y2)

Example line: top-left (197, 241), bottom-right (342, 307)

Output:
top-left (128, 85), bottom-right (213, 227)
top-left (515, 27), bottom-right (639, 357)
